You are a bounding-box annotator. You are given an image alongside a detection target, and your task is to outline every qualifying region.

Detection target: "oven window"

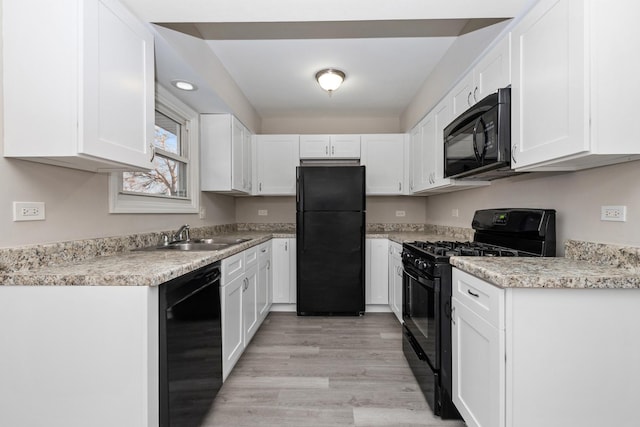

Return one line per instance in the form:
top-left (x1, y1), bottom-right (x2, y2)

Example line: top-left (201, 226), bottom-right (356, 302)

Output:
top-left (404, 271), bottom-right (439, 369)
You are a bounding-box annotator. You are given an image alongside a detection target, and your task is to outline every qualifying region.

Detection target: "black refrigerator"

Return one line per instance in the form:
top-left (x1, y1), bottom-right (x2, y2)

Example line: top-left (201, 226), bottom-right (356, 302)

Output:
top-left (296, 165), bottom-right (366, 316)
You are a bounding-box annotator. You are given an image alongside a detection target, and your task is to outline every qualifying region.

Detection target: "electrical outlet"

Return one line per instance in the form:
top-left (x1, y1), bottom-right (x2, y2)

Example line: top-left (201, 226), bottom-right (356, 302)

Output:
top-left (13, 201), bottom-right (46, 221)
top-left (601, 205), bottom-right (627, 222)
top-left (395, 210), bottom-right (406, 217)
top-left (258, 209), bottom-right (268, 216)
top-left (452, 208), bottom-right (459, 217)
top-left (199, 207), bottom-right (206, 220)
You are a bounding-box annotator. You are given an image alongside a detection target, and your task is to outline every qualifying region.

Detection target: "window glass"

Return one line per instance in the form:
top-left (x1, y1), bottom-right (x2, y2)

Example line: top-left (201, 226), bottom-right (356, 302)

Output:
top-left (109, 85), bottom-right (199, 214)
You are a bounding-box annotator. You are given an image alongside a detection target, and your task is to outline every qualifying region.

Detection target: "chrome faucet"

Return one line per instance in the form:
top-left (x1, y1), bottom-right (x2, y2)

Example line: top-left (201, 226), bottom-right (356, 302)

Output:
top-left (172, 224), bottom-right (191, 243)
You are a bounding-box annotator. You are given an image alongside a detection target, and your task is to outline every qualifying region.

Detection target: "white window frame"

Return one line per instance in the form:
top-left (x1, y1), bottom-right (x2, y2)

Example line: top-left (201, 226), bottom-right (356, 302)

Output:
top-left (109, 85), bottom-right (200, 213)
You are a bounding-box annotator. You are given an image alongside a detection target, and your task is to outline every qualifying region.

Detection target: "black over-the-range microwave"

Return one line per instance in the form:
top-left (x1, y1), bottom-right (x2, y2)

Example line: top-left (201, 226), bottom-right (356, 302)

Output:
top-left (443, 87), bottom-right (519, 180)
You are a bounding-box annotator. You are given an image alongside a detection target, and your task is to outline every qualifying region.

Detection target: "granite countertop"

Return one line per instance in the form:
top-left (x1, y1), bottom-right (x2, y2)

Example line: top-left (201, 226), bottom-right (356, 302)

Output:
top-left (450, 256), bottom-right (640, 289)
top-left (3, 223), bottom-right (638, 290)
top-left (0, 232), bottom-right (276, 287)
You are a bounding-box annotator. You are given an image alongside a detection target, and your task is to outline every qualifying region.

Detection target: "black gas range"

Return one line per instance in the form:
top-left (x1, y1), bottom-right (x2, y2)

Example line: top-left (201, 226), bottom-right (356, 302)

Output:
top-left (401, 208), bottom-right (556, 419)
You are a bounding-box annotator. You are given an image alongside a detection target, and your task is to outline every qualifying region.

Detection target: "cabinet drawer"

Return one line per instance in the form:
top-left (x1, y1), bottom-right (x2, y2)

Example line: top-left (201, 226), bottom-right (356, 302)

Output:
top-left (258, 242), bottom-right (271, 261)
top-left (389, 241), bottom-right (402, 258)
top-left (244, 246), bottom-right (259, 268)
top-left (222, 252), bottom-right (245, 284)
top-left (452, 268), bottom-right (504, 329)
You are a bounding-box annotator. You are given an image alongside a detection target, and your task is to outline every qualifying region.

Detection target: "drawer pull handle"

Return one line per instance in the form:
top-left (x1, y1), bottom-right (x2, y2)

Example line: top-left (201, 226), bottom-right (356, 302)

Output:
top-left (467, 289), bottom-right (480, 298)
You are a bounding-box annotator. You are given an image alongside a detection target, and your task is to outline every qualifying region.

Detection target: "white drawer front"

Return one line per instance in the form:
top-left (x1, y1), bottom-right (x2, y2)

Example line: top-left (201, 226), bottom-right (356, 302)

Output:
top-left (222, 252), bottom-right (244, 284)
top-left (452, 268), bottom-right (504, 329)
top-left (245, 246), bottom-right (259, 268)
top-left (258, 242), bottom-right (271, 261)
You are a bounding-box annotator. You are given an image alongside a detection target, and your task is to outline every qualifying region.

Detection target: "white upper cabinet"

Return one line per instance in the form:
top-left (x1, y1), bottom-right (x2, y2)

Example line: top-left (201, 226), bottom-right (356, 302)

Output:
top-left (511, 0), bottom-right (640, 171)
top-left (451, 35), bottom-right (511, 118)
top-left (360, 134), bottom-right (407, 195)
top-left (299, 135), bottom-right (361, 159)
top-left (3, 0), bottom-right (154, 172)
top-left (254, 135), bottom-right (300, 195)
top-left (410, 97), bottom-right (490, 194)
top-left (201, 114), bottom-right (252, 194)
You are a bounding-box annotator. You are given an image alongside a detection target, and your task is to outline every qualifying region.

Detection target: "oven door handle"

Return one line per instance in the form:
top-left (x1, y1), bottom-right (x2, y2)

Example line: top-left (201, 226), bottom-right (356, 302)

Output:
top-left (402, 268), bottom-right (419, 282)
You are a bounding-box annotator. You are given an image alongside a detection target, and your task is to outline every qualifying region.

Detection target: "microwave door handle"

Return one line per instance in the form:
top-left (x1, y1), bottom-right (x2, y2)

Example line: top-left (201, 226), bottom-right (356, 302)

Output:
top-left (472, 118), bottom-right (482, 162)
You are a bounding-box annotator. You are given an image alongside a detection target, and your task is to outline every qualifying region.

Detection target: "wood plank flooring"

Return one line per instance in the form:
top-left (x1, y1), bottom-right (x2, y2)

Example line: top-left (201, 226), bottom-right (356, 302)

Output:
top-left (201, 313), bottom-right (467, 426)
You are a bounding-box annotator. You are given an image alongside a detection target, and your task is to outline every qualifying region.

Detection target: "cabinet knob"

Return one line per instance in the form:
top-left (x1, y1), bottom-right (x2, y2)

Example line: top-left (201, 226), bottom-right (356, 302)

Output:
top-left (259, 182), bottom-right (262, 191)
top-left (325, 146), bottom-right (328, 155)
top-left (451, 305), bottom-right (456, 325)
top-left (512, 145), bottom-right (517, 164)
top-left (398, 182), bottom-right (402, 191)
top-left (331, 146), bottom-right (335, 155)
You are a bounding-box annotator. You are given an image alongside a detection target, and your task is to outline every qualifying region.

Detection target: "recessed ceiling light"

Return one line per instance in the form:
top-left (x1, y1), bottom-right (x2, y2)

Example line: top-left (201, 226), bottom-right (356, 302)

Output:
top-left (171, 80), bottom-right (198, 91)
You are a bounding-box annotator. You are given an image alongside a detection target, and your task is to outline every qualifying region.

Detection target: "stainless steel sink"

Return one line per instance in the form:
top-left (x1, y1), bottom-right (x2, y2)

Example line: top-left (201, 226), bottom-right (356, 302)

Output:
top-left (161, 242), bottom-right (233, 251)
top-left (135, 237), bottom-right (251, 252)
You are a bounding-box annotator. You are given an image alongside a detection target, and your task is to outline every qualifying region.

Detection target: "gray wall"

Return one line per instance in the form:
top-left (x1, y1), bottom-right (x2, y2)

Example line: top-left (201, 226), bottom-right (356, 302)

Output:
top-left (424, 161), bottom-right (640, 254)
top-left (235, 196), bottom-right (427, 224)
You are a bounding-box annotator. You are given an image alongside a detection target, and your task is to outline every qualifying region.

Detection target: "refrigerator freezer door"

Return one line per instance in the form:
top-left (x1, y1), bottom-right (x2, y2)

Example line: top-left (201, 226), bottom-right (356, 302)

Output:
top-left (297, 166), bottom-right (365, 212)
top-left (297, 211), bottom-right (365, 315)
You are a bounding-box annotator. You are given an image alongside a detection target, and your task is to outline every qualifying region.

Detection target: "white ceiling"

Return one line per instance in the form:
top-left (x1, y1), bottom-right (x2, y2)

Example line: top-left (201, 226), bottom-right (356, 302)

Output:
top-left (122, 0), bottom-right (532, 120)
top-left (205, 37), bottom-right (456, 117)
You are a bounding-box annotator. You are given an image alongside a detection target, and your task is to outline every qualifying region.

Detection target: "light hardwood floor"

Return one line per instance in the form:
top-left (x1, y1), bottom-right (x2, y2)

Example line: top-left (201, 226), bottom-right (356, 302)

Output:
top-left (202, 312), bottom-right (467, 427)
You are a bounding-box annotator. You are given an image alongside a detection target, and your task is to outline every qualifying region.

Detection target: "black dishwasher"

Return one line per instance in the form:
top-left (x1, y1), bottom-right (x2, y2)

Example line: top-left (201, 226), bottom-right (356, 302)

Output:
top-left (159, 262), bottom-right (222, 427)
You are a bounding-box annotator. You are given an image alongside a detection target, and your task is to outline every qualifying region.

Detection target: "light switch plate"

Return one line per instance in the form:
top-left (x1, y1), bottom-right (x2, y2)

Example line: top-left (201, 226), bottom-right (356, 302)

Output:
top-left (395, 210), bottom-right (406, 217)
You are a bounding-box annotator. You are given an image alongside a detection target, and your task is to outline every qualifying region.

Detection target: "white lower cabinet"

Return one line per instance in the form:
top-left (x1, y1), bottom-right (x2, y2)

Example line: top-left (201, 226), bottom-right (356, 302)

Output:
top-left (387, 241), bottom-right (403, 323)
top-left (271, 238), bottom-right (296, 307)
top-left (365, 238), bottom-right (389, 306)
top-left (452, 282), bottom-right (505, 427)
top-left (452, 267), bottom-right (640, 427)
top-left (221, 245), bottom-right (264, 381)
top-left (257, 242), bottom-right (272, 321)
top-left (221, 271), bottom-right (244, 381)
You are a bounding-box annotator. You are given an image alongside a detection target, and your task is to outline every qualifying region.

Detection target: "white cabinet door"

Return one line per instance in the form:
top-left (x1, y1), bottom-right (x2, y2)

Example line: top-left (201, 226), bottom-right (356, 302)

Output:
top-left (3, 0), bottom-right (154, 172)
top-left (201, 114), bottom-right (252, 194)
top-left (388, 242), bottom-right (403, 323)
top-left (330, 135), bottom-right (361, 158)
top-left (221, 275), bottom-right (244, 381)
top-left (255, 135), bottom-right (300, 195)
top-left (299, 135), bottom-right (330, 158)
top-left (242, 265), bottom-right (259, 345)
top-left (451, 72), bottom-right (475, 118)
top-left (409, 126), bottom-right (423, 193)
top-left (299, 134), bottom-right (360, 159)
top-left (474, 34), bottom-right (511, 102)
top-left (452, 268), bottom-right (505, 427)
top-left (272, 238), bottom-right (293, 303)
top-left (360, 134), bottom-right (407, 195)
top-left (452, 299), bottom-right (505, 427)
top-left (450, 35), bottom-right (510, 120)
top-left (511, 0), bottom-right (588, 169)
top-left (366, 239), bottom-right (389, 305)
top-left (410, 114), bottom-right (433, 192)
top-left (257, 242), bottom-right (272, 320)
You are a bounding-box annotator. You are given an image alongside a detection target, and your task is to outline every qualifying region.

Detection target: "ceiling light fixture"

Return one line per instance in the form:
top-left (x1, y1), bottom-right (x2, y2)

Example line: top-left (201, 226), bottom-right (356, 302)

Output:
top-left (171, 79), bottom-right (198, 91)
top-left (315, 69), bottom-right (346, 96)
